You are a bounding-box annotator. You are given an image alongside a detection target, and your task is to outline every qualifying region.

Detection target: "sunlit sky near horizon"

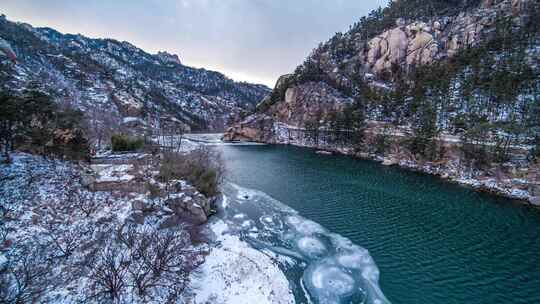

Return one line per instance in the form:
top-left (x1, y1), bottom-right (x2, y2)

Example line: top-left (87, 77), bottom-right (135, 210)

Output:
top-left (1, 0), bottom-right (387, 87)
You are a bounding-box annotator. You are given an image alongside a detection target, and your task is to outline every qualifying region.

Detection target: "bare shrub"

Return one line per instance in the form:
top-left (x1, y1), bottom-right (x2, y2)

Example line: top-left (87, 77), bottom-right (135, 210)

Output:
top-left (88, 247), bottom-right (129, 303)
top-left (159, 146), bottom-right (225, 197)
top-left (116, 223), bottom-right (202, 301)
top-left (69, 188), bottom-right (100, 218)
top-left (0, 246), bottom-right (52, 304)
top-left (44, 222), bottom-right (87, 259)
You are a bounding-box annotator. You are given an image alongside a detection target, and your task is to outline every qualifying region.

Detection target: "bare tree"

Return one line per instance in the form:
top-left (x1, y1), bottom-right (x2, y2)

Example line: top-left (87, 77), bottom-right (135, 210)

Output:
top-left (88, 247), bottom-right (129, 303)
top-left (86, 106), bottom-right (120, 150)
top-left (116, 224), bottom-right (202, 301)
top-left (44, 223), bottom-right (82, 259)
top-left (154, 117), bottom-right (186, 153)
top-left (0, 246), bottom-right (52, 304)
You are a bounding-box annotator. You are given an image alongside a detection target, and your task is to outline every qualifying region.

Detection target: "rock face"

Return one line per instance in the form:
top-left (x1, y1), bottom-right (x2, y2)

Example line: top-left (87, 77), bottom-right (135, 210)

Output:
top-left (223, 114), bottom-right (275, 142)
top-left (363, 0), bottom-right (530, 75)
top-left (0, 37), bottom-right (16, 63)
top-left (225, 81), bottom-right (353, 142)
top-left (0, 17), bottom-right (270, 131)
top-left (368, 19), bottom-right (409, 74)
top-left (156, 51), bottom-right (182, 65)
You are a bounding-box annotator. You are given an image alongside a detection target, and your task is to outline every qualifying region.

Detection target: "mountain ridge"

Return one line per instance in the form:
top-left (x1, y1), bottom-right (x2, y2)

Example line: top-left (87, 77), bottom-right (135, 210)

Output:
top-left (0, 14), bottom-right (271, 132)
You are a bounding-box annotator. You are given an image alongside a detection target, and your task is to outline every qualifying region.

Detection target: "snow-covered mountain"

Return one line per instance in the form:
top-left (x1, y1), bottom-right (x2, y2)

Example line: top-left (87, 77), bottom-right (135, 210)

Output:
top-left (0, 14), bottom-right (270, 131)
top-left (224, 0), bottom-right (540, 203)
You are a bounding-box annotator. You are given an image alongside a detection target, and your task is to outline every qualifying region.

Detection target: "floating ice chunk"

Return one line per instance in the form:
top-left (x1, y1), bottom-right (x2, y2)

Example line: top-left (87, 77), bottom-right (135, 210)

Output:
top-left (261, 215), bottom-right (274, 223)
top-left (241, 219), bottom-right (254, 227)
top-left (259, 215), bottom-right (284, 232)
top-left (219, 182), bottom-right (391, 304)
top-left (286, 216), bottom-right (326, 235)
top-left (241, 220), bottom-right (258, 232)
top-left (297, 236), bottom-right (328, 259)
top-left (233, 213), bottom-right (248, 220)
top-left (361, 265), bottom-right (381, 282)
top-left (337, 250), bottom-right (373, 269)
top-left (305, 263), bottom-right (357, 303)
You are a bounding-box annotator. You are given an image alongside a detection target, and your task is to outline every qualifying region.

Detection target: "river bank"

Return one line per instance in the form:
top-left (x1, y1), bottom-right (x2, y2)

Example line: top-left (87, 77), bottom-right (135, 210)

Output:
top-left (222, 123), bottom-right (540, 206)
top-left (312, 144), bottom-right (537, 205)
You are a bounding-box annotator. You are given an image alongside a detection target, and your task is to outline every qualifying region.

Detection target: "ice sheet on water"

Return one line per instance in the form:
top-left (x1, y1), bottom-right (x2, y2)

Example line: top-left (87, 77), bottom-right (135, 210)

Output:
top-left (297, 236), bottom-right (328, 259)
top-left (305, 262), bottom-right (357, 304)
top-left (220, 183), bottom-right (392, 304)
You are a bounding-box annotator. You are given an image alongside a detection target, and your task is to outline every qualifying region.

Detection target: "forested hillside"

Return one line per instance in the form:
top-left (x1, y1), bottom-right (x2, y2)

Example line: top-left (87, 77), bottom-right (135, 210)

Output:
top-left (0, 14), bottom-right (270, 133)
top-left (224, 0), bottom-right (540, 202)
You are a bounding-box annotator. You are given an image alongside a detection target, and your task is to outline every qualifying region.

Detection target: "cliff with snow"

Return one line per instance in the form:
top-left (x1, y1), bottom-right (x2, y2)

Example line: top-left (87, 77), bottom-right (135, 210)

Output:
top-left (224, 0), bottom-right (540, 204)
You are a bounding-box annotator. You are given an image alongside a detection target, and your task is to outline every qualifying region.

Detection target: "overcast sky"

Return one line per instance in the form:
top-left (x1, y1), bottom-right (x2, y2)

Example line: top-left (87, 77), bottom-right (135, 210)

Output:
top-left (1, 0), bottom-right (387, 87)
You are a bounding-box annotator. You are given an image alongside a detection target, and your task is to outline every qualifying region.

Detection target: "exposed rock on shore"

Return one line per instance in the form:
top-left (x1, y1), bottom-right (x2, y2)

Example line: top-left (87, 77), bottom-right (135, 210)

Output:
top-left (85, 152), bottom-right (214, 225)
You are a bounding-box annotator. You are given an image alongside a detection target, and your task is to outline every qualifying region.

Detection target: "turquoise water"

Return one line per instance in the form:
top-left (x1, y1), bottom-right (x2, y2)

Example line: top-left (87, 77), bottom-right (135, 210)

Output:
top-left (219, 144), bottom-right (540, 304)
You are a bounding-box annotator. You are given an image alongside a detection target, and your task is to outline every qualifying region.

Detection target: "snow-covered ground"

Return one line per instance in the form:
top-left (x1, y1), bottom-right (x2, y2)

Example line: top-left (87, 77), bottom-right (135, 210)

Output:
top-left (0, 153), bottom-right (207, 303)
top-left (188, 220), bottom-right (295, 304)
top-left (191, 183), bottom-right (391, 304)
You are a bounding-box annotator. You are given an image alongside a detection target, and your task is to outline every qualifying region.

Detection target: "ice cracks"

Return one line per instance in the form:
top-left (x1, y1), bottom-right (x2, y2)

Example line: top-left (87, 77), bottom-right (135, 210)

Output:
top-left (221, 183), bottom-right (391, 304)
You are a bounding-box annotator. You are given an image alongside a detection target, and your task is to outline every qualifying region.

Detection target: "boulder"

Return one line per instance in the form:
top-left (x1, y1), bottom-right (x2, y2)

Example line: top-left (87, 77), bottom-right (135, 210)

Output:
top-left (129, 211), bottom-right (145, 225)
top-left (81, 173), bottom-right (96, 190)
top-left (166, 194), bottom-right (210, 225)
top-left (361, 1), bottom-right (527, 75)
top-left (529, 196), bottom-right (540, 207)
top-left (368, 19), bottom-right (409, 74)
top-left (159, 215), bottom-right (182, 229)
top-left (406, 27), bottom-right (438, 66)
top-left (382, 157), bottom-right (399, 166)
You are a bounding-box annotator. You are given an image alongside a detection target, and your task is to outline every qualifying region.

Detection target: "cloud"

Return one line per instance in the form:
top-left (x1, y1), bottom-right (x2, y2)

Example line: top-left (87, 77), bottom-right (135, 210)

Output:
top-left (1, 0), bottom-right (387, 86)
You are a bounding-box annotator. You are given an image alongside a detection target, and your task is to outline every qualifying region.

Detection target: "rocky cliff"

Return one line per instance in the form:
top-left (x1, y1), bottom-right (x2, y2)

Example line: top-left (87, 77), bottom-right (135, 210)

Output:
top-left (224, 0), bottom-right (540, 203)
top-left (0, 15), bottom-right (270, 132)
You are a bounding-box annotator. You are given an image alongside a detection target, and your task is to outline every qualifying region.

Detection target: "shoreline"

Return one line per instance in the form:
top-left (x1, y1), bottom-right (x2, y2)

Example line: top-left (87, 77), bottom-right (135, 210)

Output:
top-left (225, 139), bottom-right (539, 207)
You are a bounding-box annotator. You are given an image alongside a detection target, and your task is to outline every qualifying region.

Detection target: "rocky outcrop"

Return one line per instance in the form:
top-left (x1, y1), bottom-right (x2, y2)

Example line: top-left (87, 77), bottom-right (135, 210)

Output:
top-left (85, 152), bottom-right (214, 225)
top-left (156, 51), bottom-right (182, 65)
top-left (363, 0), bottom-right (532, 75)
top-left (368, 19), bottom-right (409, 73)
top-left (223, 114), bottom-right (275, 142)
top-left (165, 183), bottom-right (211, 225)
top-left (0, 36), bottom-right (16, 63)
top-left (225, 81), bottom-right (355, 142)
